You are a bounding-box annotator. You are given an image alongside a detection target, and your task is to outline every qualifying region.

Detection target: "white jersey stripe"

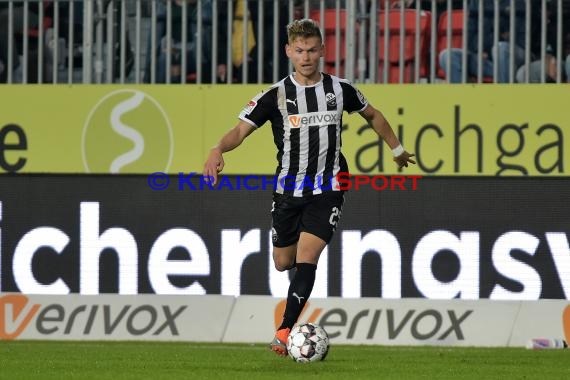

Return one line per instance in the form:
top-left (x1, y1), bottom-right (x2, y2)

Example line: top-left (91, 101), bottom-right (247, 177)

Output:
top-left (293, 82), bottom-right (309, 197)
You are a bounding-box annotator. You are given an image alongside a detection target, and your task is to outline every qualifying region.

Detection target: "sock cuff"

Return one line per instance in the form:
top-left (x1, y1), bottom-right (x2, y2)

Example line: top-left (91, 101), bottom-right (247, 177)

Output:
top-left (296, 263), bottom-right (317, 273)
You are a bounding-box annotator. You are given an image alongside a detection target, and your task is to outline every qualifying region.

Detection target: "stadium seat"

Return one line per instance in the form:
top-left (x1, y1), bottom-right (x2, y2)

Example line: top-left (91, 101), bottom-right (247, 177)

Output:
top-left (377, 9), bottom-right (431, 83)
top-left (436, 9), bottom-right (464, 79)
top-left (437, 9), bottom-right (493, 83)
top-left (310, 8), bottom-right (347, 77)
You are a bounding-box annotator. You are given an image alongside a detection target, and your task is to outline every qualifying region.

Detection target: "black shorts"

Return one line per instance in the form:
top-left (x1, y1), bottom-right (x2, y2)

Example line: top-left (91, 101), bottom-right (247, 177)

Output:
top-left (271, 191), bottom-right (345, 247)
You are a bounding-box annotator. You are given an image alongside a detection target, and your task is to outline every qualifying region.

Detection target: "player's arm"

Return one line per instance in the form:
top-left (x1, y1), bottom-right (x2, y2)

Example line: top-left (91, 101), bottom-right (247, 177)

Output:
top-left (203, 120), bottom-right (256, 185)
top-left (359, 104), bottom-right (416, 169)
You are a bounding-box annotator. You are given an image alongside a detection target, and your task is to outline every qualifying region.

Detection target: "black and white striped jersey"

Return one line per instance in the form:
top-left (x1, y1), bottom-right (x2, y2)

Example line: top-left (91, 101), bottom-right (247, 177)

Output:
top-left (238, 73), bottom-right (368, 197)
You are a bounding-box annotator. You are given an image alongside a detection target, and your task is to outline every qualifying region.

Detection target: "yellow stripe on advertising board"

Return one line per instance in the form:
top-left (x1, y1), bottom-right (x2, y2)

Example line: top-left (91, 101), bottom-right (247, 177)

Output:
top-left (0, 85), bottom-right (566, 175)
top-left (343, 84), bottom-right (567, 176)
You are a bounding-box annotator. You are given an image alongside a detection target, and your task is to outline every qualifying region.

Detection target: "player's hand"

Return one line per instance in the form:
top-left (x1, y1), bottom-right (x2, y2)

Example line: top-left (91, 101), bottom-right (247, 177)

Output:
top-left (203, 148), bottom-right (224, 185)
top-left (394, 151), bottom-right (416, 169)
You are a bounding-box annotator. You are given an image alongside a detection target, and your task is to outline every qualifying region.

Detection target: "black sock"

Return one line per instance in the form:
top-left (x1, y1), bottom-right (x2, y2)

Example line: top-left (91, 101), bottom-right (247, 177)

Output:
top-left (278, 263), bottom-right (317, 330)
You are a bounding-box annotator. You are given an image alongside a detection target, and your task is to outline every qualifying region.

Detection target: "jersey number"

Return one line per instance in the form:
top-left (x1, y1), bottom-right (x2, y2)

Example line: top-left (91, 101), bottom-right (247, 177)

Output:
top-left (329, 206), bottom-right (342, 229)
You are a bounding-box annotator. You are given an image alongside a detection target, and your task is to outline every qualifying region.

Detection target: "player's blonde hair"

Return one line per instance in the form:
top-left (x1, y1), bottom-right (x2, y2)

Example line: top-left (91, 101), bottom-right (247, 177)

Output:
top-left (286, 18), bottom-right (323, 44)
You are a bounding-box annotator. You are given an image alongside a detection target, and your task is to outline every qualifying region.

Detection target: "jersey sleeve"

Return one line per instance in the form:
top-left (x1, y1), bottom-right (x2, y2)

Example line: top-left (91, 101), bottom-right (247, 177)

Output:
top-left (238, 87), bottom-right (277, 128)
top-left (340, 80), bottom-right (368, 114)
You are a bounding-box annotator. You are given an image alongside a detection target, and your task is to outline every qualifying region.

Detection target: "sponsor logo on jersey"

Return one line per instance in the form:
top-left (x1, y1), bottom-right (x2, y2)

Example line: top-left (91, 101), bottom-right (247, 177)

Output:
top-left (287, 111), bottom-right (340, 129)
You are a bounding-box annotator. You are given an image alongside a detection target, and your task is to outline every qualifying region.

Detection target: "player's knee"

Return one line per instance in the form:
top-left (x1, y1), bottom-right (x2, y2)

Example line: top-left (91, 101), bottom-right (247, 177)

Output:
top-left (273, 256), bottom-right (295, 272)
top-left (274, 261), bottom-right (292, 272)
top-left (274, 263), bottom-right (287, 272)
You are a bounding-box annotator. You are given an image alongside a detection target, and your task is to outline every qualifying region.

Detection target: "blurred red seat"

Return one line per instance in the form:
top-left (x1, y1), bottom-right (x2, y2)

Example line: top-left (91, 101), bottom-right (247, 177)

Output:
top-left (378, 9), bottom-right (431, 83)
top-left (437, 9), bottom-right (493, 83)
top-left (436, 9), bottom-right (464, 79)
top-left (310, 8), bottom-right (347, 77)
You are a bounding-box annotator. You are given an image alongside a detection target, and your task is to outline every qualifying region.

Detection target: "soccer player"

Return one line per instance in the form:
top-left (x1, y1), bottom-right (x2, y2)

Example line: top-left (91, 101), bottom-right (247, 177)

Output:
top-left (203, 18), bottom-right (415, 356)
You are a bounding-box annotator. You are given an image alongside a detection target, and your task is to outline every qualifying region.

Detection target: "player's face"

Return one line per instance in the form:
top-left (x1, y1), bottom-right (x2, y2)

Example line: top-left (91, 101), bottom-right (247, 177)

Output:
top-left (286, 36), bottom-right (323, 83)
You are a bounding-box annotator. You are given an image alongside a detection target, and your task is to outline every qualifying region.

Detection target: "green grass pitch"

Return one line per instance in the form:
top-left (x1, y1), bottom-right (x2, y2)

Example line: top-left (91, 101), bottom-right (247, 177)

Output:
top-left (0, 341), bottom-right (568, 379)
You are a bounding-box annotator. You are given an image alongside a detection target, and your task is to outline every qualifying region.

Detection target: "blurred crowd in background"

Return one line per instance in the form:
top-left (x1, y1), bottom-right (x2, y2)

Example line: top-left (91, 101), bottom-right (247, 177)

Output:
top-left (0, 0), bottom-right (568, 84)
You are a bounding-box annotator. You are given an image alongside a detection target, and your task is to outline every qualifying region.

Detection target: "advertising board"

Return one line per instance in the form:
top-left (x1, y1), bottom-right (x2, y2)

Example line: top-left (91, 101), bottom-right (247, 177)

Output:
top-left (0, 85), bottom-right (566, 175)
top-left (0, 175), bottom-right (568, 300)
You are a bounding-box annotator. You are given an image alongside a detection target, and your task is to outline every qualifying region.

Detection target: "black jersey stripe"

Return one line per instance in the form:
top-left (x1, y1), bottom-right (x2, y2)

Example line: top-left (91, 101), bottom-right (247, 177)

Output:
top-left (305, 86), bottom-right (319, 111)
top-left (322, 74), bottom-right (337, 111)
top-left (284, 76), bottom-right (299, 114)
top-left (322, 123), bottom-right (338, 189)
top-left (303, 122), bottom-right (321, 196)
top-left (319, 74), bottom-right (339, 192)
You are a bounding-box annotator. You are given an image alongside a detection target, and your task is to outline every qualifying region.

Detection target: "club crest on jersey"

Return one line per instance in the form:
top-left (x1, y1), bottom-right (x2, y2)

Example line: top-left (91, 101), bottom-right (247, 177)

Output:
top-left (326, 92), bottom-right (336, 107)
top-left (243, 100), bottom-right (257, 114)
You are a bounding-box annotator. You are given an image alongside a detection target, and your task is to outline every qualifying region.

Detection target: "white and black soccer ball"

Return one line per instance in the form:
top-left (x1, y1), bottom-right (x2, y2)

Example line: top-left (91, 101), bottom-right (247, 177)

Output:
top-left (287, 323), bottom-right (330, 363)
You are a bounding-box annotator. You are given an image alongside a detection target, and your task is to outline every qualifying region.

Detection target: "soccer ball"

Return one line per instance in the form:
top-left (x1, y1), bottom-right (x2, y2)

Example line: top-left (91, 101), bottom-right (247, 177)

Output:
top-left (286, 323), bottom-right (330, 363)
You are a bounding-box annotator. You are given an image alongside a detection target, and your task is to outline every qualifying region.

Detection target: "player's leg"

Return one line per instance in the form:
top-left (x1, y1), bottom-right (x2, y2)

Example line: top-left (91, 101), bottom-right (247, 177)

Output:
top-left (269, 194), bottom-right (302, 355)
top-left (277, 232), bottom-right (325, 328)
top-left (270, 193), bottom-right (302, 271)
top-left (281, 191), bottom-right (345, 328)
top-left (272, 245), bottom-right (296, 272)
top-left (270, 192), bottom-right (345, 356)
top-left (271, 233), bottom-right (325, 356)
